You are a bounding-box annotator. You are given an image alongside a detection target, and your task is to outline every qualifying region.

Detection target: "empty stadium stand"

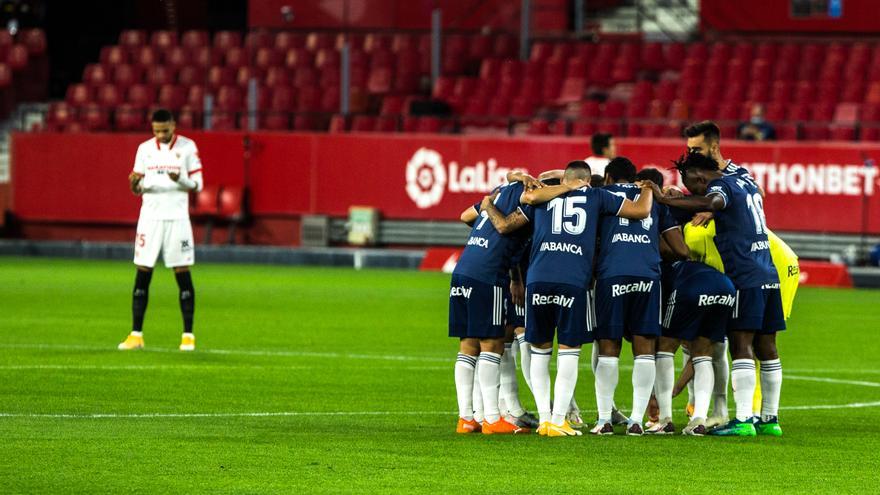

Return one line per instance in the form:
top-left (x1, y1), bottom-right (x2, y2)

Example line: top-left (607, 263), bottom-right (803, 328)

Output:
top-left (36, 28), bottom-right (880, 141)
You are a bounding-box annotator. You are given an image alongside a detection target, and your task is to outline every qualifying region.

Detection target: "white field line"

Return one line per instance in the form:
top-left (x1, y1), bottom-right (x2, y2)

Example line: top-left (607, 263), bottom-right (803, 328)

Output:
top-left (785, 374), bottom-right (880, 388)
top-left (3, 401), bottom-right (880, 420)
top-left (2, 343), bottom-right (880, 378)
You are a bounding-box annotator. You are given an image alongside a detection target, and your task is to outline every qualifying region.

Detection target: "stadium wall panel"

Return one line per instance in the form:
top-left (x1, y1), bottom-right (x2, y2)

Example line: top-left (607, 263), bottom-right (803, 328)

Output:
top-left (9, 132), bottom-right (880, 240)
top-left (702, 0), bottom-right (880, 33)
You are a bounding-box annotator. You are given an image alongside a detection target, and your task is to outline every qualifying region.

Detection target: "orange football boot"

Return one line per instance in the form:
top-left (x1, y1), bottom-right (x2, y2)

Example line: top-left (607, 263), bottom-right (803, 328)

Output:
top-left (482, 417), bottom-right (530, 435)
top-left (456, 417), bottom-right (481, 434)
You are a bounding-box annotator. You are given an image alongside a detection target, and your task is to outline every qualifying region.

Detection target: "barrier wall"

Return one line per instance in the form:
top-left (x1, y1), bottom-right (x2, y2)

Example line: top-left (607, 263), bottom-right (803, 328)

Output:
top-left (10, 132), bottom-right (880, 236)
top-left (701, 0), bottom-right (878, 33)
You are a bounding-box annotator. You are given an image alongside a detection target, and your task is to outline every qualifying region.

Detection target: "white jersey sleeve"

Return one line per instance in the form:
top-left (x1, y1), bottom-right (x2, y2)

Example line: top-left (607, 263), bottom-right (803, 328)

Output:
top-left (133, 144), bottom-right (147, 174)
top-left (185, 141), bottom-right (204, 193)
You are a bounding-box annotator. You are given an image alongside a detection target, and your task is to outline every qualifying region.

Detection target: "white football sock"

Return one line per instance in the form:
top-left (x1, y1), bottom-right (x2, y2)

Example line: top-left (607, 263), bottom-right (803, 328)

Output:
top-left (529, 346), bottom-right (553, 424)
top-left (711, 340), bottom-right (729, 417)
top-left (454, 353), bottom-right (477, 420)
top-left (551, 348), bottom-right (580, 425)
top-left (654, 351), bottom-right (675, 420)
top-left (731, 359), bottom-right (757, 421)
top-left (131, 330), bottom-right (143, 337)
top-left (692, 356), bottom-right (715, 420)
top-left (760, 359), bottom-right (783, 420)
top-left (472, 360), bottom-right (483, 423)
top-left (591, 343), bottom-right (599, 373)
top-left (630, 355), bottom-right (656, 425)
top-left (594, 356), bottom-right (619, 422)
top-left (499, 343), bottom-right (525, 417)
top-left (682, 347), bottom-right (694, 408)
top-left (516, 333), bottom-right (533, 393)
top-left (478, 352), bottom-right (502, 423)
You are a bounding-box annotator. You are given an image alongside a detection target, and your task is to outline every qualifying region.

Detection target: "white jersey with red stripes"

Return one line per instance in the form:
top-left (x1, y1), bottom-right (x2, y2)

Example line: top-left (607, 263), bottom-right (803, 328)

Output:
top-left (132, 134), bottom-right (203, 220)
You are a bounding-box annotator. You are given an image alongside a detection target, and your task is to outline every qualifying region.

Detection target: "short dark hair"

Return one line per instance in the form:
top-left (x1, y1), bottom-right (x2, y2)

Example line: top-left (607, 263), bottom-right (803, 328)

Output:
top-left (604, 157), bottom-right (637, 183)
top-left (590, 174), bottom-right (604, 188)
top-left (683, 121), bottom-right (720, 142)
top-left (590, 132), bottom-right (613, 156)
top-left (151, 109), bottom-right (174, 123)
top-left (635, 167), bottom-right (664, 188)
top-left (673, 152), bottom-right (719, 176)
top-left (564, 160), bottom-right (591, 181)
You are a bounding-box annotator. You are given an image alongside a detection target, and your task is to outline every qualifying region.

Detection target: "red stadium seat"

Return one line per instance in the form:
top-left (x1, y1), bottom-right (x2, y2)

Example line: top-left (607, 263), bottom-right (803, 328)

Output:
top-left (132, 46), bottom-right (159, 68)
top-left (275, 32), bottom-right (305, 52)
top-left (829, 125), bottom-right (856, 141)
top-left (351, 115), bottom-right (377, 132)
top-left (150, 31), bottom-right (177, 50)
top-left (214, 31), bottom-right (242, 51)
top-left (65, 83), bottom-right (92, 107)
top-left (112, 64), bottom-right (142, 88)
top-left (81, 103), bottom-right (109, 131)
top-left (115, 104), bottom-right (145, 131)
top-left (157, 85), bottom-right (186, 110)
top-left (207, 67), bottom-right (235, 90)
top-left (253, 47), bottom-right (280, 71)
top-left (802, 124), bottom-right (830, 140)
top-left (95, 84), bottom-right (121, 107)
top-left (100, 45), bottom-right (128, 66)
top-left (181, 30), bottom-right (209, 50)
top-left (119, 30), bottom-right (147, 49)
top-left (127, 84), bottom-right (154, 109)
top-left (220, 45), bottom-right (246, 69)
top-left (306, 32), bottom-right (335, 52)
top-left (833, 103), bottom-right (859, 125)
top-left (177, 66), bottom-right (205, 87)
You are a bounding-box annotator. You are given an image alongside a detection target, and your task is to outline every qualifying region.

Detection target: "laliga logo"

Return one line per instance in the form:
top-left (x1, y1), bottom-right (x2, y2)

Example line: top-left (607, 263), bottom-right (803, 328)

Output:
top-left (405, 147), bottom-right (518, 209)
top-left (406, 148), bottom-right (447, 209)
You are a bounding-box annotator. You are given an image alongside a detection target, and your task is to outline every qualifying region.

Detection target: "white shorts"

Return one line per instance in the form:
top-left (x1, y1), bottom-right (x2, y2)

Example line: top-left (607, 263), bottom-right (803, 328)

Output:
top-left (133, 218), bottom-right (195, 268)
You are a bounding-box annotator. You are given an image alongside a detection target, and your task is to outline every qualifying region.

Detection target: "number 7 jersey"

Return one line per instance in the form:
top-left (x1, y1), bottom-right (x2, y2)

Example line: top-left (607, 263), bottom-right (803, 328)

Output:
top-left (706, 175), bottom-right (779, 289)
top-left (523, 187), bottom-right (625, 289)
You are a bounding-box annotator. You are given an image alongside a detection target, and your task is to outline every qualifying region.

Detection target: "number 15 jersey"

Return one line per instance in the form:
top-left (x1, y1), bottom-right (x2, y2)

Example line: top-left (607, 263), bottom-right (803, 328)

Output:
top-left (523, 187), bottom-right (624, 289)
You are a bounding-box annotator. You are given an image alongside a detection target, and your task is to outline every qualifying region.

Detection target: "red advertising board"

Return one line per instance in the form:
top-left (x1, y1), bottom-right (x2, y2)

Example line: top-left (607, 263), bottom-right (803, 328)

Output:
top-left (10, 132), bottom-right (880, 235)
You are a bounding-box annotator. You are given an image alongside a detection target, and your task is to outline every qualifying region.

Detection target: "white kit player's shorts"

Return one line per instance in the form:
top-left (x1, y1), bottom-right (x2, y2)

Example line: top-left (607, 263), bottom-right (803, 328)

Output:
top-left (133, 219), bottom-right (195, 268)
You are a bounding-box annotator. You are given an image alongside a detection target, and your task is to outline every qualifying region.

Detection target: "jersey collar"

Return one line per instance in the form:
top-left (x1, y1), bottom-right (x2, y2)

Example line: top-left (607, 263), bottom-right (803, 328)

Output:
top-left (155, 135), bottom-right (178, 150)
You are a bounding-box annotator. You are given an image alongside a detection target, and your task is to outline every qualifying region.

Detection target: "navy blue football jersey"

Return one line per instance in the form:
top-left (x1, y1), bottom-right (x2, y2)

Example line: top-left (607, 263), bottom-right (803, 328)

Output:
top-left (453, 182), bottom-right (532, 285)
top-left (596, 183), bottom-right (676, 280)
top-left (523, 187), bottom-right (624, 289)
top-left (706, 175), bottom-right (778, 289)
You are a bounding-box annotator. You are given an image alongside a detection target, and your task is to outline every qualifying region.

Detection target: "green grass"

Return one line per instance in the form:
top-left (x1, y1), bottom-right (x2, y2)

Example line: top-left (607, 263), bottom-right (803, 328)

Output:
top-left (1, 256), bottom-right (879, 494)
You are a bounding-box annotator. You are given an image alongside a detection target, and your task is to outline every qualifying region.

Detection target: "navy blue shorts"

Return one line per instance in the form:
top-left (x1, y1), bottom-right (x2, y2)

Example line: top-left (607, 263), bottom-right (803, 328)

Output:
top-left (504, 289), bottom-right (526, 328)
top-left (448, 274), bottom-right (506, 339)
top-left (595, 276), bottom-right (661, 340)
top-left (525, 282), bottom-right (594, 347)
top-left (662, 287), bottom-right (735, 342)
top-left (730, 284), bottom-right (787, 334)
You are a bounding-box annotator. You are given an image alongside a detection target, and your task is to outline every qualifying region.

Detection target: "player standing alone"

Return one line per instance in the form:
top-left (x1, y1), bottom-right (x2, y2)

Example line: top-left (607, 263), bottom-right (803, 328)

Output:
top-left (119, 109), bottom-right (203, 352)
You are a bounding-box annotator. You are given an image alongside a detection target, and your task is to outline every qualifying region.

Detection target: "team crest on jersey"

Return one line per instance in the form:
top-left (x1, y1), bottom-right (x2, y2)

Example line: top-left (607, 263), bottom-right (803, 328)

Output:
top-left (641, 216), bottom-right (653, 231)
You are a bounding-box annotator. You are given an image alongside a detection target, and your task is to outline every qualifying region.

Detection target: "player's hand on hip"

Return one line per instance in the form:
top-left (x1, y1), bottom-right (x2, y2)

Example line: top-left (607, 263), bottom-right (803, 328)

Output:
top-left (691, 211), bottom-right (714, 227)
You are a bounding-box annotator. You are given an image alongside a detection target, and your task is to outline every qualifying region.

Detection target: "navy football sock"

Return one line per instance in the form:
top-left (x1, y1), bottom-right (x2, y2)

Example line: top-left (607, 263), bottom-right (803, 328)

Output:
top-left (132, 269), bottom-right (153, 332)
top-left (175, 271), bottom-right (195, 334)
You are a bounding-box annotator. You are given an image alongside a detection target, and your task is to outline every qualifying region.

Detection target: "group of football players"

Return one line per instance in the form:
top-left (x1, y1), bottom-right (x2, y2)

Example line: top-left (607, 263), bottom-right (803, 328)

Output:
top-left (449, 121), bottom-right (799, 437)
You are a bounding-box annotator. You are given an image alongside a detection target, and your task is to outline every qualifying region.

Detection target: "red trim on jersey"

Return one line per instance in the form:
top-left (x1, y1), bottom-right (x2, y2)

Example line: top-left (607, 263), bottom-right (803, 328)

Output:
top-left (188, 168), bottom-right (202, 175)
top-left (169, 135), bottom-right (178, 149)
top-left (155, 138), bottom-right (161, 149)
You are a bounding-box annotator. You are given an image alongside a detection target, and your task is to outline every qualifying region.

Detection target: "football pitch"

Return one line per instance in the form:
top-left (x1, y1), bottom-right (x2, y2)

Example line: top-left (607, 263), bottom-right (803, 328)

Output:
top-left (1, 257), bottom-right (879, 494)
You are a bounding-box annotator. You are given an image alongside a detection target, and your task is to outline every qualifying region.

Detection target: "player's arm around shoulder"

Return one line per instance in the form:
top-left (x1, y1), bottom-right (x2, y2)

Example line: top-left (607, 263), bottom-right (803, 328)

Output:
top-left (616, 181), bottom-right (653, 220)
top-left (520, 181), bottom-right (583, 205)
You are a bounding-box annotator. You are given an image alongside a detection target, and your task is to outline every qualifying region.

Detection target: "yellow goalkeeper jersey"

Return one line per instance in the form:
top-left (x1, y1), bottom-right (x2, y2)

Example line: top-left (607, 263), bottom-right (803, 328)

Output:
top-left (683, 221), bottom-right (798, 319)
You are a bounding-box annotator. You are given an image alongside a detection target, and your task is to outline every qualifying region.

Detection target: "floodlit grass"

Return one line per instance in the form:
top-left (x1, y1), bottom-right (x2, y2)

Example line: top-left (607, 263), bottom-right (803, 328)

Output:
top-left (1, 257), bottom-right (878, 494)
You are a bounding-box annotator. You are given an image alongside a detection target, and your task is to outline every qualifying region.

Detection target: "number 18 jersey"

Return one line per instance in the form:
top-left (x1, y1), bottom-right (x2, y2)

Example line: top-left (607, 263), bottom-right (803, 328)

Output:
top-left (706, 175), bottom-right (778, 289)
top-left (523, 187), bottom-right (624, 289)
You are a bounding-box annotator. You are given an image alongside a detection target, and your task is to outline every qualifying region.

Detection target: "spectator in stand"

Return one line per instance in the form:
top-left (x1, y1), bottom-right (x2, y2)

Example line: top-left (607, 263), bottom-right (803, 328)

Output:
top-left (585, 132), bottom-right (616, 177)
top-left (738, 104), bottom-right (776, 141)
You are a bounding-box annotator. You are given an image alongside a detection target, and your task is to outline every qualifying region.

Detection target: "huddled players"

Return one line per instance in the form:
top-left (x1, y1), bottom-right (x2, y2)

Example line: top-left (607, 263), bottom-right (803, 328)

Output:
top-left (448, 120), bottom-right (794, 437)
